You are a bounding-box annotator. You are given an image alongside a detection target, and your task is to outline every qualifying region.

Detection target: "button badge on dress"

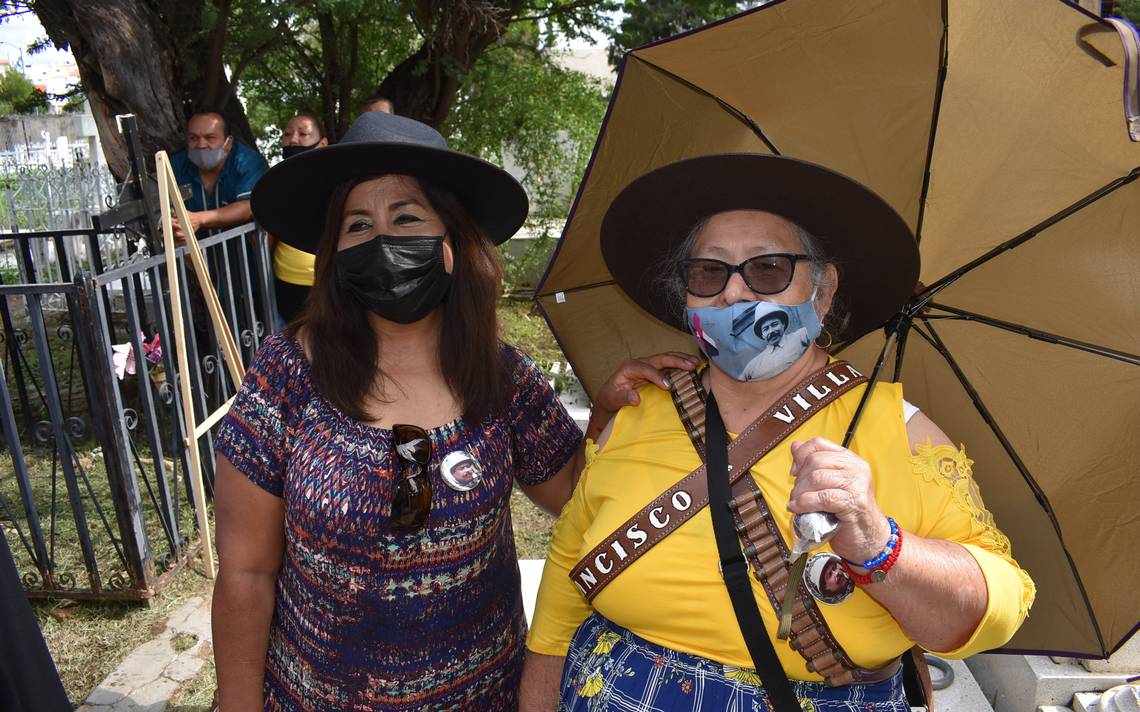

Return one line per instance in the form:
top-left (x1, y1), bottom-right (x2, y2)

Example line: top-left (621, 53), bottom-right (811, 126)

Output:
top-left (440, 450), bottom-right (483, 491)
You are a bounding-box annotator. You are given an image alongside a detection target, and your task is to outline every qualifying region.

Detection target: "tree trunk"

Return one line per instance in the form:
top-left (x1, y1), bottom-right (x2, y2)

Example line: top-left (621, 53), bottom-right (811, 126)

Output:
top-left (377, 0), bottom-right (522, 128)
top-left (31, 0), bottom-right (256, 180)
top-left (32, 0), bottom-right (190, 179)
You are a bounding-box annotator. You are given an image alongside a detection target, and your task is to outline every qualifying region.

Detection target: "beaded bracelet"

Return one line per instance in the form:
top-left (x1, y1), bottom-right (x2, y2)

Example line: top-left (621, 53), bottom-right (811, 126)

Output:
top-left (862, 516), bottom-right (899, 569)
top-left (842, 525), bottom-right (904, 585)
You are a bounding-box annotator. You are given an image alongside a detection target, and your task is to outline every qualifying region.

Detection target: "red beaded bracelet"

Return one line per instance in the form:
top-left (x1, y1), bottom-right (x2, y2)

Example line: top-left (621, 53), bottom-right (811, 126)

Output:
top-left (841, 528), bottom-right (904, 585)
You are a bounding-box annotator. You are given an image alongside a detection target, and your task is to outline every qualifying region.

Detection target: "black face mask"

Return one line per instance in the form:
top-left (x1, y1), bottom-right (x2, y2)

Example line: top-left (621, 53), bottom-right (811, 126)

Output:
top-left (282, 143), bottom-right (319, 159)
top-left (334, 236), bottom-right (451, 324)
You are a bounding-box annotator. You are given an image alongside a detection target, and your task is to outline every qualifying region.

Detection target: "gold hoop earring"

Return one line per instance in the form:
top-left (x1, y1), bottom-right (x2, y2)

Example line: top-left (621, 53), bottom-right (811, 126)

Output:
top-left (817, 327), bottom-right (833, 350)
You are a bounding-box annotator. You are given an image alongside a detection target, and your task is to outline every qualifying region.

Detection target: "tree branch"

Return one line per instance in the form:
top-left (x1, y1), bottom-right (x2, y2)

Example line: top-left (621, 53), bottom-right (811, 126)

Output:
top-left (202, 0), bottom-right (232, 105)
top-left (514, 0), bottom-right (609, 23)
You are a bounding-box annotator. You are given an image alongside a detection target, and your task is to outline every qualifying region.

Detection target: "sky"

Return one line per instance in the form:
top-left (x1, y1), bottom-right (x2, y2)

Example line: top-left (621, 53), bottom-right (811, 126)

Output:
top-left (0, 10), bottom-right (75, 70)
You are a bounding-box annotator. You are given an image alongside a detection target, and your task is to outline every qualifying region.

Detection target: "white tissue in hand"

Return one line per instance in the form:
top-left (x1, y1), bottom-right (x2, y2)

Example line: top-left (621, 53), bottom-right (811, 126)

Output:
top-left (791, 512), bottom-right (839, 557)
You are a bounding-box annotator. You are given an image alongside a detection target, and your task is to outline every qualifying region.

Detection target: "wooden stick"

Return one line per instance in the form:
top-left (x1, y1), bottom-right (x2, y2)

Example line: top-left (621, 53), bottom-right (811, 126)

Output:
top-left (190, 396), bottom-right (238, 443)
top-left (156, 151), bottom-right (216, 578)
top-left (162, 163), bottom-right (245, 390)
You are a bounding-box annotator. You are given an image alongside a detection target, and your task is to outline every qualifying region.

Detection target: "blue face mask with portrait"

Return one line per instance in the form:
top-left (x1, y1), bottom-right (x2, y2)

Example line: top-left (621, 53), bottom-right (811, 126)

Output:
top-left (685, 294), bottom-right (822, 382)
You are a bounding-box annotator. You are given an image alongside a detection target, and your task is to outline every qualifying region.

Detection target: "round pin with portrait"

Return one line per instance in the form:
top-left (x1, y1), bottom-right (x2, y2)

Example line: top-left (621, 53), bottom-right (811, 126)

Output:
top-left (440, 450), bottom-right (483, 491)
top-left (803, 552), bottom-right (854, 605)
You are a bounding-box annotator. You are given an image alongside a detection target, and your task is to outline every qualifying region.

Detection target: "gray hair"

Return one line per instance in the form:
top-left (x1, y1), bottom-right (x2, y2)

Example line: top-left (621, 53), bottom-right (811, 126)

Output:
top-left (652, 214), bottom-right (848, 340)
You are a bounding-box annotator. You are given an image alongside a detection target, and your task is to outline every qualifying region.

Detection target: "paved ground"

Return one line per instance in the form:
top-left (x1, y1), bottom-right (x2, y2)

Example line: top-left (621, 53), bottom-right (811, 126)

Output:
top-left (77, 595), bottom-right (213, 711)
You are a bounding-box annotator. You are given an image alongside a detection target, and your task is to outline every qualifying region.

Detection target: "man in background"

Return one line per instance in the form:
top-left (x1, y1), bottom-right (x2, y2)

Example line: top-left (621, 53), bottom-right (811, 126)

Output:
top-left (170, 109), bottom-right (267, 241)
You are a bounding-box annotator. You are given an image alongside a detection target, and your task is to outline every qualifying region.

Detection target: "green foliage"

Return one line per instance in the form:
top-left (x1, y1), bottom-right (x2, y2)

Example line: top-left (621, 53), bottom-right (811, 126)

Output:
top-left (232, 0), bottom-right (419, 148)
top-left (235, 2), bottom-right (611, 215)
top-left (498, 225), bottom-right (559, 295)
top-left (446, 28), bottom-right (610, 218)
top-left (0, 67), bottom-right (50, 114)
top-left (607, 0), bottom-right (748, 67)
top-left (1116, 0), bottom-right (1140, 24)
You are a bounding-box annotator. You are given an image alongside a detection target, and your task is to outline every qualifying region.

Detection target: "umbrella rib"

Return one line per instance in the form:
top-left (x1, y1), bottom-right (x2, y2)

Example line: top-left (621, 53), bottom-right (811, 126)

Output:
top-left (910, 320), bottom-right (1107, 654)
top-left (913, 0), bottom-right (950, 247)
top-left (917, 167), bottom-right (1140, 306)
top-left (534, 279), bottom-right (616, 300)
top-left (634, 57), bottom-right (782, 154)
top-left (892, 313), bottom-right (913, 382)
top-left (924, 303), bottom-right (1140, 366)
top-left (713, 98), bottom-right (781, 155)
top-left (841, 328), bottom-right (898, 448)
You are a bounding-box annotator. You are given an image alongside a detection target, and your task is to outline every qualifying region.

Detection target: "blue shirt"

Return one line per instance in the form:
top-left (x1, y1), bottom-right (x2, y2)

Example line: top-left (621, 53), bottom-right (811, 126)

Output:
top-left (170, 139), bottom-right (267, 217)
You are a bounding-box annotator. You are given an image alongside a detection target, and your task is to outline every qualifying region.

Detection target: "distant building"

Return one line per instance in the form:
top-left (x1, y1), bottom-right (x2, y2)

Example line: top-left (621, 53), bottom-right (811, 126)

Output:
top-left (0, 102), bottom-right (107, 169)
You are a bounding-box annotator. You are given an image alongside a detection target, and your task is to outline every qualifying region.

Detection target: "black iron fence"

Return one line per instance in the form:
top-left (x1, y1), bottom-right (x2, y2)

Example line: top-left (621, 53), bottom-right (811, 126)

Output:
top-left (0, 221), bottom-right (275, 600)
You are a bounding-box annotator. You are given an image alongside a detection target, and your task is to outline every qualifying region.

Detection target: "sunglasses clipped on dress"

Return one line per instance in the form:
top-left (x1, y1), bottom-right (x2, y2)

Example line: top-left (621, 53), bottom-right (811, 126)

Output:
top-left (391, 424), bottom-right (432, 530)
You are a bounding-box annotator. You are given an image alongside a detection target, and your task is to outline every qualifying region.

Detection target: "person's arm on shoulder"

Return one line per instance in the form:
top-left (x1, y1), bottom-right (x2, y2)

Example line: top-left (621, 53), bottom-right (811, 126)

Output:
top-left (212, 455), bottom-right (284, 711)
top-left (519, 352), bottom-right (698, 514)
top-left (585, 352), bottom-right (698, 441)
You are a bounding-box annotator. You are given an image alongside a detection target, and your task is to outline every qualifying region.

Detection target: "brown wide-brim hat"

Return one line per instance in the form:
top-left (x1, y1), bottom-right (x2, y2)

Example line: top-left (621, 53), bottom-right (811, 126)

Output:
top-left (601, 154), bottom-right (920, 343)
top-left (252, 111), bottom-right (529, 252)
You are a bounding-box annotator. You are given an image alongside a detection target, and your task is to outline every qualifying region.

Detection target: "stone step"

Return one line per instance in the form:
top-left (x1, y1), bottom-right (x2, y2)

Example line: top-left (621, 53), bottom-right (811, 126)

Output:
top-left (931, 657), bottom-right (996, 711)
top-left (967, 654), bottom-right (1134, 712)
top-left (1074, 690), bottom-right (1100, 712)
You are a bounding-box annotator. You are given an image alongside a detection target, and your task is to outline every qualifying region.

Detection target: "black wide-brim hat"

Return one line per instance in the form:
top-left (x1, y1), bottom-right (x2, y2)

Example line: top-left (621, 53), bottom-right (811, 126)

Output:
top-left (252, 112), bottom-right (529, 251)
top-left (601, 154), bottom-right (920, 344)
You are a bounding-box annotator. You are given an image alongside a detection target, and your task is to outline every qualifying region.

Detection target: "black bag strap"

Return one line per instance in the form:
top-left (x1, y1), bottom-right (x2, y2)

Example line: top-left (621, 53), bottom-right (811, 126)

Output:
top-left (706, 392), bottom-right (802, 712)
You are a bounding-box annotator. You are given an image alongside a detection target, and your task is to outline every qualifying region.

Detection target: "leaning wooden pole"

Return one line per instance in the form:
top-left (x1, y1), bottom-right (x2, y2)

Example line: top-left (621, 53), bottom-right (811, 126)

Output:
top-left (154, 150), bottom-right (246, 578)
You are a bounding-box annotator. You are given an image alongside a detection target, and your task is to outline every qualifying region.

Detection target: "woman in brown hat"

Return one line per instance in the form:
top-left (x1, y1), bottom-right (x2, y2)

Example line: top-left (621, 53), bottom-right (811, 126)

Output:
top-left (210, 111), bottom-right (692, 711)
top-left (522, 154), bottom-right (1035, 711)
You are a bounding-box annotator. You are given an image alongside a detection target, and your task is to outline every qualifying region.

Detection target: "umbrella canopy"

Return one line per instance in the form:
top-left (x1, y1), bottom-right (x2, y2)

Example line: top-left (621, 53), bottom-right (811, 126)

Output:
top-left (536, 0), bottom-right (1140, 658)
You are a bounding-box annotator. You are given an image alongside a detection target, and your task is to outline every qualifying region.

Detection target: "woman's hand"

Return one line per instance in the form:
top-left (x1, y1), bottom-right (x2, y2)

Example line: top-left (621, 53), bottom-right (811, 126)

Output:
top-left (587, 352), bottom-right (698, 439)
top-left (786, 437), bottom-right (891, 564)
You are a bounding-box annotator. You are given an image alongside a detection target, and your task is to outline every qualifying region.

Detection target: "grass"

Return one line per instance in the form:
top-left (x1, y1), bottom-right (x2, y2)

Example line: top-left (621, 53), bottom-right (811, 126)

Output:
top-left (511, 487), bottom-right (556, 560)
top-left (498, 296), bottom-right (565, 368)
top-left (0, 440), bottom-right (200, 597)
top-left (33, 557), bottom-right (214, 708)
top-left (166, 655), bottom-right (215, 711)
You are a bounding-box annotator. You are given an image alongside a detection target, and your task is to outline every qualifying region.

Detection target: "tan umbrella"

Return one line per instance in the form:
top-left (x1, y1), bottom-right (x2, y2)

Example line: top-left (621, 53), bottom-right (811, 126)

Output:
top-left (536, 0), bottom-right (1140, 658)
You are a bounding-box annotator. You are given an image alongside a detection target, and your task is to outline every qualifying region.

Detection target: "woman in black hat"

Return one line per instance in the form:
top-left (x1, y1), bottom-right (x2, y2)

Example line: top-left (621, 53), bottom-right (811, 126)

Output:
top-left (522, 154), bottom-right (1035, 711)
top-left (210, 111), bottom-right (692, 711)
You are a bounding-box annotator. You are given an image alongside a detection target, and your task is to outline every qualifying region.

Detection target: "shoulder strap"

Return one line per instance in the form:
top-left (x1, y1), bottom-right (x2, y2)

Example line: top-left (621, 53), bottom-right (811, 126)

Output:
top-left (674, 365), bottom-right (902, 688)
top-left (706, 391), bottom-right (802, 712)
top-left (569, 361), bottom-right (864, 602)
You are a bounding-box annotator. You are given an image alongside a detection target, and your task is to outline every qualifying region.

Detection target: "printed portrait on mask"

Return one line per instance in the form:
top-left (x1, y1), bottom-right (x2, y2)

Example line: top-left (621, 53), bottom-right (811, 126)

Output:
top-left (739, 303), bottom-right (812, 380)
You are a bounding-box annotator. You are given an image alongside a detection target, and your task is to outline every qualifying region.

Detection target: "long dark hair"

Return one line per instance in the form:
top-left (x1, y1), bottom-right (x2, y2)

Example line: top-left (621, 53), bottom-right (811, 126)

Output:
top-left (294, 176), bottom-right (510, 424)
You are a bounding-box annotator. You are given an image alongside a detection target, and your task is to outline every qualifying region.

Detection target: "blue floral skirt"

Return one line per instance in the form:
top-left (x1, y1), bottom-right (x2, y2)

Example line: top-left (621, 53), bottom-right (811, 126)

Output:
top-left (559, 614), bottom-right (908, 712)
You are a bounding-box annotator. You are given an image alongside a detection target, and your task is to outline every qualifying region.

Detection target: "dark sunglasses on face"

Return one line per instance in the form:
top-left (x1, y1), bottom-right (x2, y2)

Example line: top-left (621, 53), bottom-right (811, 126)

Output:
top-left (391, 424), bottom-right (433, 530)
top-left (679, 253), bottom-right (814, 298)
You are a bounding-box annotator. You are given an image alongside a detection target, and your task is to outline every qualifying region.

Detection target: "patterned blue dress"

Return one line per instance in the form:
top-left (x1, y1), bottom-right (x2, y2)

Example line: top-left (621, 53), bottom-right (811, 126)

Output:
top-left (215, 334), bottom-right (581, 710)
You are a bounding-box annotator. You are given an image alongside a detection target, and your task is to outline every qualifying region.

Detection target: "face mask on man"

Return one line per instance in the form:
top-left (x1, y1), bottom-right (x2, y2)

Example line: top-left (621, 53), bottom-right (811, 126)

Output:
top-left (187, 137), bottom-right (231, 171)
top-left (334, 236), bottom-right (451, 323)
top-left (685, 293), bottom-right (822, 382)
